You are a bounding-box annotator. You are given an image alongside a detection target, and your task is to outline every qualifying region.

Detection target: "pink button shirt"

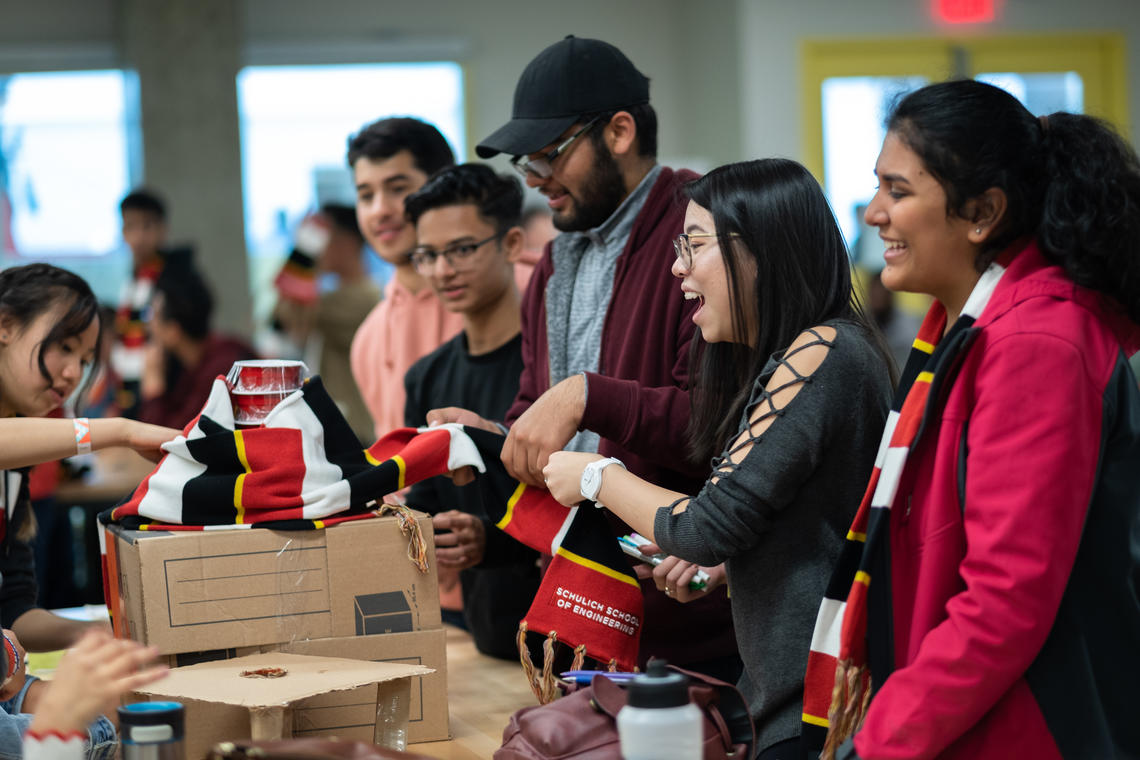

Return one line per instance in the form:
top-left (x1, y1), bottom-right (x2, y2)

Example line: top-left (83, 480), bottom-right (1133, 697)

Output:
top-left (350, 277), bottom-right (463, 442)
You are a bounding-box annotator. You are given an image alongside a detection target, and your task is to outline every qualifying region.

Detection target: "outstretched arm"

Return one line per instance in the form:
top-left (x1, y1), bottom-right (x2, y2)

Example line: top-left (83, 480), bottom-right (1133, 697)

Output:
top-left (0, 418), bottom-right (179, 470)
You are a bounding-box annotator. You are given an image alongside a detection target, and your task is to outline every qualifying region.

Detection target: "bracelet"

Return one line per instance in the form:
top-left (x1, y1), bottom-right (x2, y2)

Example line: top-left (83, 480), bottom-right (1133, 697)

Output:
top-left (0, 633), bottom-right (17, 686)
top-left (73, 417), bottom-right (92, 456)
top-left (25, 729), bottom-right (86, 742)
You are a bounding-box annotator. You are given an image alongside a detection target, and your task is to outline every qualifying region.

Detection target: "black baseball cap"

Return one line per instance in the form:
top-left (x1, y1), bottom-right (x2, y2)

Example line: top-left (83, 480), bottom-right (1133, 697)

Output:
top-left (475, 35), bottom-right (650, 159)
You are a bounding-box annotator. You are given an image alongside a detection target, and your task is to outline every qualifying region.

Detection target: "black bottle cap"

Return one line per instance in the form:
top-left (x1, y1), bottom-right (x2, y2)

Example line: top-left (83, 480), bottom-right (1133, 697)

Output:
top-left (627, 658), bottom-right (689, 708)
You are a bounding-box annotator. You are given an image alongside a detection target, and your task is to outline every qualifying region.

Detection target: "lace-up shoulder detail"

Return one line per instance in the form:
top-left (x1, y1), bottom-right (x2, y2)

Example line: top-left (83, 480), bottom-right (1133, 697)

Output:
top-left (667, 325), bottom-right (838, 515)
top-left (715, 325), bottom-right (837, 479)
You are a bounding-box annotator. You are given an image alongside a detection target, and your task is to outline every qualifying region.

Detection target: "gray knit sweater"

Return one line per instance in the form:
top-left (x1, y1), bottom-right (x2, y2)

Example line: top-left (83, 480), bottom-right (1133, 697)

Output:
top-left (654, 319), bottom-right (892, 752)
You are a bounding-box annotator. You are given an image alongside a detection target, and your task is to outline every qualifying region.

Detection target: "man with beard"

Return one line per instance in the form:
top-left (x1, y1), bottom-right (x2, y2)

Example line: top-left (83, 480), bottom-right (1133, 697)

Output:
top-left (430, 36), bottom-right (739, 679)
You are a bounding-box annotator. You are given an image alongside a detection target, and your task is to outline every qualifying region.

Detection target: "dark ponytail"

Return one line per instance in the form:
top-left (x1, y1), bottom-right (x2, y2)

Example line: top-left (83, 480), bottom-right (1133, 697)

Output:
top-left (0, 263), bottom-right (102, 405)
top-left (1037, 112), bottom-right (1140, 322)
top-left (889, 80), bottom-right (1140, 322)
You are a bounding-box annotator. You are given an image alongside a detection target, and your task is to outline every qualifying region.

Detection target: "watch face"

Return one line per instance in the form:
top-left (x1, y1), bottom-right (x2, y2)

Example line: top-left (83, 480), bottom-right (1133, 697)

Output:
top-left (581, 464), bottom-right (601, 501)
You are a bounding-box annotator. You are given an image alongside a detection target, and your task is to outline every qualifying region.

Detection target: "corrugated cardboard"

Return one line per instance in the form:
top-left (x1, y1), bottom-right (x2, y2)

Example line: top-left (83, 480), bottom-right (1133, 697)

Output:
top-left (130, 652), bottom-right (431, 760)
top-left (277, 629), bottom-right (450, 743)
top-left (157, 629), bottom-right (450, 744)
top-left (103, 514), bottom-right (441, 654)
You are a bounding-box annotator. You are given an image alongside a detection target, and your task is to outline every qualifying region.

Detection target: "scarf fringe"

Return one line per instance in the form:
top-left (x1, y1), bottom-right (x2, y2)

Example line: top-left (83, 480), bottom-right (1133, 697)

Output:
top-left (821, 658), bottom-right (871, 760)
top-left (375, 502), bottom-right (429, 572)
top-left (516, 622), bottom-right (561, 704)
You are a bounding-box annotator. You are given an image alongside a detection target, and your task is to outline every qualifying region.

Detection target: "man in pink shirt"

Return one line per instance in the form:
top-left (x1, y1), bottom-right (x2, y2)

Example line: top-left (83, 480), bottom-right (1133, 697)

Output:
top-left (347, 118), bottom-right (462, 442)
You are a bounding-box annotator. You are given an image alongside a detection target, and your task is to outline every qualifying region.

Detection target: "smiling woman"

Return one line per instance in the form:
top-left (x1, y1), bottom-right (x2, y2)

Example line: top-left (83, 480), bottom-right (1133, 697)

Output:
top-left (0, 263), bottom-right (179, 759)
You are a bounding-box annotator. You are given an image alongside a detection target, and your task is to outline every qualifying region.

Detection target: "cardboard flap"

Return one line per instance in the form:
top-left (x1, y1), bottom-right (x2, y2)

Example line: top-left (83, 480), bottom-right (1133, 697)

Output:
top-left (134, 652), bottom-right (432, 708)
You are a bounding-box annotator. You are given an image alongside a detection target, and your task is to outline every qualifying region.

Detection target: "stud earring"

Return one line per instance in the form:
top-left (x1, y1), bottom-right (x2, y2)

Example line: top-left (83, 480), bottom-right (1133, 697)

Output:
top-left (975, 228), bottom-right (982, 234)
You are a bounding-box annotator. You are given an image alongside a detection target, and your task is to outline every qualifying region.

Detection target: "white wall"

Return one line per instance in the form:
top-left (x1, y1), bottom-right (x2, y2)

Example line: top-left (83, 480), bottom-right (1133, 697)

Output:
top-left (241, 0), bottom-right (743, 170)
top-left (738, 0), bottom-right (1140, 162)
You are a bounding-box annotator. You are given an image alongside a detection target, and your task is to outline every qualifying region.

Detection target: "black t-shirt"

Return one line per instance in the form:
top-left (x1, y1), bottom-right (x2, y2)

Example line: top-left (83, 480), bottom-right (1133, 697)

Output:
top-left (403, 331), bottom-right (541, 659)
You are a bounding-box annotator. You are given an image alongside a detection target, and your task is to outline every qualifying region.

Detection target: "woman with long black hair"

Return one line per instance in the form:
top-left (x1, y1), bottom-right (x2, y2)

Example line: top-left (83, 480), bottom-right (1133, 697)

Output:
top-left (543, 158), bottom-right (895, 759)
top-left (0, 263), bottom-right (176, 758)
top-left (814, 80), bottom-right (1140, 759)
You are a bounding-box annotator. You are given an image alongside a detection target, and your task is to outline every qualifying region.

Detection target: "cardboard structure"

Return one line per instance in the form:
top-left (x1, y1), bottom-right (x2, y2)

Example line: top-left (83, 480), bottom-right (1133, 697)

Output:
top-left (105, 513), bottom-right (451, 742)
top-left (103, 515), bottom-right (441, 652)
top-left (130, 652), bottom-right (431, 759)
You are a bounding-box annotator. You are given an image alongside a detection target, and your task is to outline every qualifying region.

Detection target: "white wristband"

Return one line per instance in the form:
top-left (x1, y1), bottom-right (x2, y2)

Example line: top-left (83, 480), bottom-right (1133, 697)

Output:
top-left (73, 417), bottom-right (92, 456)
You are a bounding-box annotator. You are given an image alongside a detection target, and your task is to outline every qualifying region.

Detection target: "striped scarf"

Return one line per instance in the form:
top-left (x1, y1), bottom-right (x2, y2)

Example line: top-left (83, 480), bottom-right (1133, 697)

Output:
top-left (802, 260), bottom-right (1008, 758)
top-left (101, 377), bottom-right (644, 684)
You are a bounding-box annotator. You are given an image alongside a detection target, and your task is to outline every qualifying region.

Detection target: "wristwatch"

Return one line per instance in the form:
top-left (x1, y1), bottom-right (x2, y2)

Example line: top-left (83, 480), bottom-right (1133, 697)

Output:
top-left (579, 457), bottom-right (627, 507)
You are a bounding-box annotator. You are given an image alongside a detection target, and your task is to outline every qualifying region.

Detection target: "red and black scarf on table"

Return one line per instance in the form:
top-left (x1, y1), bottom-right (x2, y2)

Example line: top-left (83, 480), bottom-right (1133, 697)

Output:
top-left (801, 259), bottom-right (1008, 758)
top-left (100, 377), bottom-right (643, 683)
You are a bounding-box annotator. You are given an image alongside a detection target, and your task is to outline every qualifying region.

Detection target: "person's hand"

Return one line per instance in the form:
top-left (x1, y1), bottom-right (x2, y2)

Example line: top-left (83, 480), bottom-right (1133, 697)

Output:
top-left (640, 542), bottom-right (726, 603)
top-left (432, 511), bottom-right (486, 570)
top-left (504, 375), bottom-right (586, 487)
top-left (425, 406), bottom-right (501, 433)
top-left (542, 451), bottom-right (602, 507)
top-left (28, 630), bottom-right (167, 736)
top-left (424, 408), bottom-right (503, 486)
top-left (0, 629), bottom-right (27, 702)
top-left (121, 420), bottom-right (180, 461)
top-left (139, 342), bottom-right (166, 401)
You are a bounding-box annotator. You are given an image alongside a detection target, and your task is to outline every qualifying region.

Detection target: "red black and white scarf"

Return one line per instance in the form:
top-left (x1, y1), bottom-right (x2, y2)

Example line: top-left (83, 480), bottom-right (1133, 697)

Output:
top-left (801, 260), bottom-right (1007, 758)
top-left (101, 377), bottom-right (643, 680)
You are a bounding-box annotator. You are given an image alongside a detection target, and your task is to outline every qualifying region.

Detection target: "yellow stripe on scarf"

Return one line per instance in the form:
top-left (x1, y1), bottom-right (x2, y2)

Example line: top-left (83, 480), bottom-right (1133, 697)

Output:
top-left (846, 530), bottom-right (866, 542)
top-left (854, 570), bottom-right (871, 586)
top-left (916, 371), bottom-right (934, 385)
top-left (363, 449), bottom-right (380, 466)
top-left (555, 547), bottom-right (641, 588)
top-left (392, 454), bottom-right (407, 491)
top-left (913, 338), bottom-right (935, 354)
top-left (496, 482), bottom-right (527, 530)
top-left (802, 713), bottom-right (829, 728)
top-left (234, 430), bottom-right (252, 524)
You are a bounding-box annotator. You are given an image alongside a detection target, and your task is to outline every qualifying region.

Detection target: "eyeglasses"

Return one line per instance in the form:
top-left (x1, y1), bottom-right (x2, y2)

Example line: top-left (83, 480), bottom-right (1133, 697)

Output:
top-left (510, 117), bottom-right (601, 180)
top-left (673, 232), bottom-right (740, 271)
top-left (409, 233), bottom-right (502, 275)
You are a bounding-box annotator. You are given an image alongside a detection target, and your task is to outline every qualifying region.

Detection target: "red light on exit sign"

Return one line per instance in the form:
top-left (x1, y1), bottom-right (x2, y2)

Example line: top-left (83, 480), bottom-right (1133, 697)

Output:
top-left (935, 0), bottom-right (995, 24)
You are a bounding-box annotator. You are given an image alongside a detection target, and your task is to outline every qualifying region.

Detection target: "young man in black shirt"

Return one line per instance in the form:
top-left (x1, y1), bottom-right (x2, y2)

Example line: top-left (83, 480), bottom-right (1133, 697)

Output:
top-left (402, 164), bottom-right (539, 658)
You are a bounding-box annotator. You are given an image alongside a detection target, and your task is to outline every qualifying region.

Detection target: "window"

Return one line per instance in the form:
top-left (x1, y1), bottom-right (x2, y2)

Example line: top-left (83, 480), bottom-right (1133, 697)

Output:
top-left (236, 62), bottom-right (466, 324)
top-left (0, 70), bottom-right (139, 301)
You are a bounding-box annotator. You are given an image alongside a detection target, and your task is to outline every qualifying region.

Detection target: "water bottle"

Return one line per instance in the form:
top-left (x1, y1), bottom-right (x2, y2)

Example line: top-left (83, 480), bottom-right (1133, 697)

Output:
top-left (118, 702), bottom-right (185, 760)
top-left (617, 659), bottom-right (702, 760)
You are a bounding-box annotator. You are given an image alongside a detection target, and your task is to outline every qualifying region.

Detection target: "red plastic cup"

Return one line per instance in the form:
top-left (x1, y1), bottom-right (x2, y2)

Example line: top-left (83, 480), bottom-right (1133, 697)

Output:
top-left (226, 360), bottom-right (307, 393)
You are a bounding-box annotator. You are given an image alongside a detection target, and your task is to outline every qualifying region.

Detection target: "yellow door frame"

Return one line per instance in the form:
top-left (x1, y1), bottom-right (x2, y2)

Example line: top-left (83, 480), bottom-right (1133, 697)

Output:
top-left (800, 34), bottom-right (1129, 182)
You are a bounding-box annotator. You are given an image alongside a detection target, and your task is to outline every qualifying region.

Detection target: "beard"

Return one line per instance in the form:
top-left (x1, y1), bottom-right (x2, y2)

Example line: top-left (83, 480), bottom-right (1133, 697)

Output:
top-left (552, 143), bottom-right (628, 233)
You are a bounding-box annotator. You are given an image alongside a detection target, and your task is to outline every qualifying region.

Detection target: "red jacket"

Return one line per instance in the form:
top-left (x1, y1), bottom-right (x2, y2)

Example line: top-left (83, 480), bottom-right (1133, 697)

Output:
top-left (506, 166), bottom-right (738, 668)
top-left (855, 242), bottom-right (1140, 758)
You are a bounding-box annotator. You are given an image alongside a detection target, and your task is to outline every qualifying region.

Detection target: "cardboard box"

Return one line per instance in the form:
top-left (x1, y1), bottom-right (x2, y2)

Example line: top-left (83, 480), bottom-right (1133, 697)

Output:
top-left (103, 513), bottom-right (441, 654)
top-left (159, 629), bottom-right (450, 744)
top-left (131, 652), bottom-right (432, 760)
top-left (278, 629), bottom-right (450, 743)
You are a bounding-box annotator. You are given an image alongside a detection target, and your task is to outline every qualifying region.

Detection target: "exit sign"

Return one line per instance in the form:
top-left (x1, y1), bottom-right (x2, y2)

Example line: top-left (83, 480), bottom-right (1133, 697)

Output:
top-left (935, 0), bottom-right (995, 24)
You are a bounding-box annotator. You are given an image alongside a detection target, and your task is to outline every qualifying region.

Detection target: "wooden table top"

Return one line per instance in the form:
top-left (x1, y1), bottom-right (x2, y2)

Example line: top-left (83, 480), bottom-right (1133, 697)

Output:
top-left (408, 626), bottom-right (537, 759)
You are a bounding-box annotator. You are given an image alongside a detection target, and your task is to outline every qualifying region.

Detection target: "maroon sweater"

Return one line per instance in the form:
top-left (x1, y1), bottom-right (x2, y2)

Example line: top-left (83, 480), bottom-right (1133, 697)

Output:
top-left (506, 167), bottom-right (738, 668)
top-left (140, 334), bottom-right (257, 430)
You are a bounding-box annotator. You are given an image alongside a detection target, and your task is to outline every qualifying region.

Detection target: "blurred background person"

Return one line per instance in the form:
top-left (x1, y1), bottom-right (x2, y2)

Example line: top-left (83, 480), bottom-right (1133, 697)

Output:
top-left (273, 204), bottom-right (379, 442)
top-left (139, 262), bottom-right (256, 429)
top-left (347, 117), bottom-right (461, 442)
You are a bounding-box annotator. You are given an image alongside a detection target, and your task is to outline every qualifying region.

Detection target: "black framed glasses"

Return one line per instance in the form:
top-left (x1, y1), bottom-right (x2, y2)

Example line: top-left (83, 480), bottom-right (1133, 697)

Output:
top-left (510, 117), bottom-right (602, 180)
top-left (673, 232), bottom-right (741, 270)
top-left (409, 233), bottom-right (502, 275)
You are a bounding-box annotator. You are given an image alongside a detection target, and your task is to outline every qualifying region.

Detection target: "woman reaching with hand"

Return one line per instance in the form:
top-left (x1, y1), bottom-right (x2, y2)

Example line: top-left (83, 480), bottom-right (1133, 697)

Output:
top-left (543, 159), bottom-right (894, 760)
top-left (0, 263), bottom-right (178, 653)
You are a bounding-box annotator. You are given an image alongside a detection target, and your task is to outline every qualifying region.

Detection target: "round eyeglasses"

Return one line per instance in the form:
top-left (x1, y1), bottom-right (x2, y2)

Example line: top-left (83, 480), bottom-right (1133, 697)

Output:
top-left (673, 232), bottom-right (741, 271)
top-left (409, 233), bottom-right (503, 275)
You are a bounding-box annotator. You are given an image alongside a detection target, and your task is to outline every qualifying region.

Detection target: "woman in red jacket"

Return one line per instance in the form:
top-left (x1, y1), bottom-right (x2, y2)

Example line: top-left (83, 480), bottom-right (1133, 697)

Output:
top-left (818, 80), bottom-right (1140, 759)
